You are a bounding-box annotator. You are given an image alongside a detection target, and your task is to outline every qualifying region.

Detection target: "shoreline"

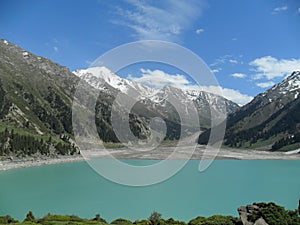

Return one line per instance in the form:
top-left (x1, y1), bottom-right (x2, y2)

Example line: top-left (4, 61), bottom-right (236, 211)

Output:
top-left (0, 146), bottom-right (299, 172)
top-left (0, 155), bottom-right (85, 171)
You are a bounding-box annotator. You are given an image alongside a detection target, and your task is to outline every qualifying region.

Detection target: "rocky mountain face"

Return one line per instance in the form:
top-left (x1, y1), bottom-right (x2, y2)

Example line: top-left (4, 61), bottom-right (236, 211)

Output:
top-left (0, 40), bottom-right (76, 133)
top-left (199, 71), bottom-right (300, 151)
top-left (0, 39), bottom-right (80, 157)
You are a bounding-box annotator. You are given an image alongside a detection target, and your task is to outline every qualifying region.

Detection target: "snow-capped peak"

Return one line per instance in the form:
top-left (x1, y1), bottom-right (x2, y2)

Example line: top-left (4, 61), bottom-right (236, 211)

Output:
top-left (269, 71), bottom-right (300, 94)
top-left (73, 67), bottom-right (130, 92)
top-left (184, 89), bottom-right (201, 101)
top-left (258, 71), bottom-right (300, 105)
top-left (73, 67), bottom-right (155, 98)
top-left (74, 67), bottom-right (121, 85)
top-left (283, 71), bottom-right (300, 92)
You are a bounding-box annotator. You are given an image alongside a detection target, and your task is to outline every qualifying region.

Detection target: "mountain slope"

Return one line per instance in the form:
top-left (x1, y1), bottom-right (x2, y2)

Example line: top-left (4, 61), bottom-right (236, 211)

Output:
top-left (0, 39), bottom-right (77, 134)
top-left (0, 39), bottom-right (80, 156)
top-left (199, 71), bottom-right (300, 151)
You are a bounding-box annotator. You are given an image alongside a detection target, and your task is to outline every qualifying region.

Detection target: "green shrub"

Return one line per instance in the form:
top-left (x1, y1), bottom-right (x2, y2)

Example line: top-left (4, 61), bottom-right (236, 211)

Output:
top-left (111, 218), bottom-right (133, 225)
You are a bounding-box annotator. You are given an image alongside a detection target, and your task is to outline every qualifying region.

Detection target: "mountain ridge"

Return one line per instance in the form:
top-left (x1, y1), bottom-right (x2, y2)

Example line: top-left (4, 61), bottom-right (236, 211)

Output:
top-left (73, 66), bottom-right (240, 111)
top-left (199, 71), bottom-right (300, 151)
top-left (73, 66), bottom-right (240, 130)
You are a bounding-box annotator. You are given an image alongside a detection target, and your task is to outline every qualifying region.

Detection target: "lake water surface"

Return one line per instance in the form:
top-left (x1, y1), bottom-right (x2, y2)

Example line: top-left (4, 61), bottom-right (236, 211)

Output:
top-left (0, 159), bottom-right (299, 222)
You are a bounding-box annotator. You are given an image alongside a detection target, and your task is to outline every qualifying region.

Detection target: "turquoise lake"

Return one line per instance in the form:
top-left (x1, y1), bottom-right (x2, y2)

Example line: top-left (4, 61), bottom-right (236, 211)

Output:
top-left (0, 159), bottom-right (299, 222)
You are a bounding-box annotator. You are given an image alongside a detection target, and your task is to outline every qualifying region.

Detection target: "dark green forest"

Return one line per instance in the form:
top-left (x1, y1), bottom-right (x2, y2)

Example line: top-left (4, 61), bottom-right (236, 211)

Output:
top-left (0, 128), bottom-right (77, 157)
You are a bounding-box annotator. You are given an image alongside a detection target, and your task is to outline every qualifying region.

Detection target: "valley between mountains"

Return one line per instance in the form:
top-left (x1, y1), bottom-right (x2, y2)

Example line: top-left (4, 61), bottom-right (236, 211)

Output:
top-left (0, 39), bottom-right (299, 166)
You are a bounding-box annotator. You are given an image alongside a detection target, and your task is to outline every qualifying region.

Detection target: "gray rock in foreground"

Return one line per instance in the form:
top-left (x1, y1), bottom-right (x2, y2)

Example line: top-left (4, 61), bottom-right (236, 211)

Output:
top-left (238, 204), bottom-right (268, 225)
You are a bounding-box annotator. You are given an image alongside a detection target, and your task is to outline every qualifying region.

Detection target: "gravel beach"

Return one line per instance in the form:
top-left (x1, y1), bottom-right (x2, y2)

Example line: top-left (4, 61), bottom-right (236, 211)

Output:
top-left (1, 145), bottom-right (299, 172)
top-left (0, 155), bottom-right (84, 171)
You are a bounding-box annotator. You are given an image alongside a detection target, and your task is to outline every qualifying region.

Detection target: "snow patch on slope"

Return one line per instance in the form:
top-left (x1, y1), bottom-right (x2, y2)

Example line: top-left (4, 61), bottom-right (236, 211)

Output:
top-left (279, 71), bottom-right (300, 94)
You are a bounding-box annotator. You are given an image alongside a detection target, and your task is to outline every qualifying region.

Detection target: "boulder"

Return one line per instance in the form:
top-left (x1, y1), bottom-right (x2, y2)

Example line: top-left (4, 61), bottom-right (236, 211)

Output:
top-left (238, 204), bottom-right (268, 225)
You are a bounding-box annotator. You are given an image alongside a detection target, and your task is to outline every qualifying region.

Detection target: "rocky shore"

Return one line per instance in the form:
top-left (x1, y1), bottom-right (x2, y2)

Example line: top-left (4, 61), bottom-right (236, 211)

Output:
top-left (0, 145), bottom-right (299, 172)
top-left (0, 155), bottom-right (84, 171)
top-left (80, 145), bottom-right (300, 160)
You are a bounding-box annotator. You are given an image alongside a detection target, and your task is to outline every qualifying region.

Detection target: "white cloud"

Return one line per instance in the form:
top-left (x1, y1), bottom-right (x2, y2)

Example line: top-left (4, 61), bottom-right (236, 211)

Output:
top-left (272, 5), bottom-right (288, 14)
top-left (230, 73), bottom-right (247, 79)
top-left (211, 55), bottom-right (239, 67)
top-left (200, 86), bottom-right (253, 106)
top-left (115, 0), bottom-right (204, 41)
top-left (195, 28), bottom-right (204, 35)
top-left (210, 55), bottom-right (240, 73)
top-left (211, 68), bottom-right (222, 73)
top-left (129, 68), bottom-right (189, 89)
top-left (128, 68), bottom-right (253, 105)
top-left (210, 55), bottom-right (231, 66)
top-left (298, 8), bottom-right (300, 13)
top-left (229, 59), bottom-right (238, 64)
top-left (249, 56), bottom-right (300, 80)
top-left (53, 46), bottom-right (59, 52)
top-left (256, 81), bottom-right (275, 88)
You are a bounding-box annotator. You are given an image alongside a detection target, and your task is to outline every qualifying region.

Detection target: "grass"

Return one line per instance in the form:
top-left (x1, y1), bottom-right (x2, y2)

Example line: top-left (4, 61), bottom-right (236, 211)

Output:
top-left (103, 142), bottom-right (125, 149)
top-left (240, 133), bottom-right (286, 150)
top-left (279, 142), bottom-right (300, 151)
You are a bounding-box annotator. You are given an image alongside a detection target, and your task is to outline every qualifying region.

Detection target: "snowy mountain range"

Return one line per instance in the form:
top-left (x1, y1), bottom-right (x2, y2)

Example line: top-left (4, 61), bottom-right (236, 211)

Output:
top-left (73, 66), bottom-right (240, 118)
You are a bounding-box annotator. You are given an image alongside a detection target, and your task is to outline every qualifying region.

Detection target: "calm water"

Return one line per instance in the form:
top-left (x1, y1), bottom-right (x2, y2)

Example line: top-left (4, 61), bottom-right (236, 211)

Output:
top-left (0, 159), bottom-right (299, 222)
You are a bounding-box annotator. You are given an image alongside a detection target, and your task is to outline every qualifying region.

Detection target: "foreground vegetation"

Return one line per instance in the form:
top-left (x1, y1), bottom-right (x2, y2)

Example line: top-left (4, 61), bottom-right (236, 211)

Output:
top-left (0, 202), bottom-right (299, 225)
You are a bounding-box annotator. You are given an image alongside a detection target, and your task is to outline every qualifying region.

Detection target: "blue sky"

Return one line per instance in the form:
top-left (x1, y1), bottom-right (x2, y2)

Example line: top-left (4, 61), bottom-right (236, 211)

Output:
top-left (1, 0), bottom-right (300, 105)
